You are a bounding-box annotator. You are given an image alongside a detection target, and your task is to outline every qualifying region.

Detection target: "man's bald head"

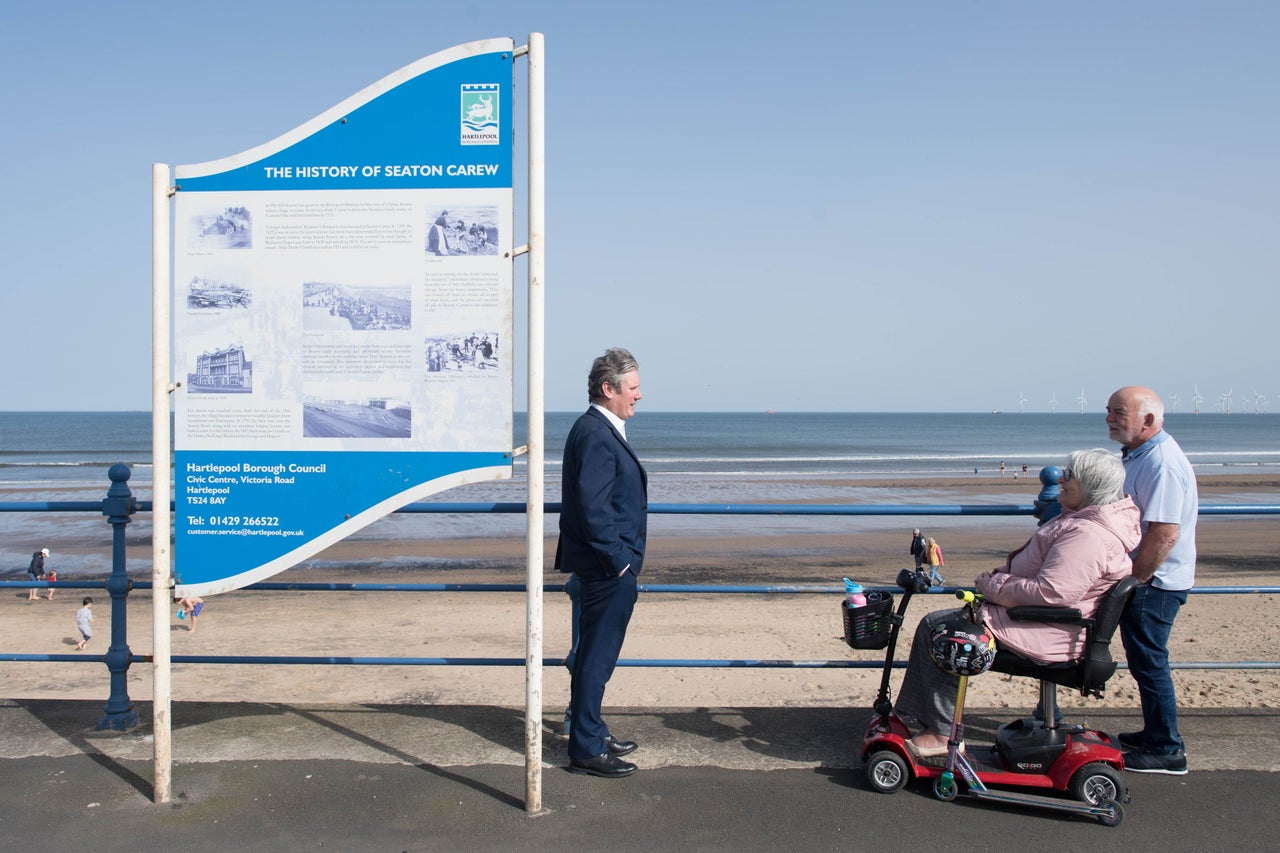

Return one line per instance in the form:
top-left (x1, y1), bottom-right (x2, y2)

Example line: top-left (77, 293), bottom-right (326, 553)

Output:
top-left (1106, 386), bottom-right (1165, 450)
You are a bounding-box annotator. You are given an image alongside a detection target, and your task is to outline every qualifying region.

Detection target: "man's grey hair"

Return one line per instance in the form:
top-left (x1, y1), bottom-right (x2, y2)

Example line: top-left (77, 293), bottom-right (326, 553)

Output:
top-left (1135, 388), bottom-right (1166, 426)
top-left (1067, 448), bottom-right (1127, 507)
top-left (588, 348), bottom-right (639, 402)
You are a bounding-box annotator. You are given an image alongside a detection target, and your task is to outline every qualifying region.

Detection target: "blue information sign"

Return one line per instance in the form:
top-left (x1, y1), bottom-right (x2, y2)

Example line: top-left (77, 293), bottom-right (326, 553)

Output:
top-left (172, 39), bottom-right (515, 595)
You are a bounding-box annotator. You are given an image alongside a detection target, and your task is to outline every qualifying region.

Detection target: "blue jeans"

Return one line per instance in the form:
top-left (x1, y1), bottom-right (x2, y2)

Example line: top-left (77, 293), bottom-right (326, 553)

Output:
top-left (1119, 583), bottom-right (1187, 754)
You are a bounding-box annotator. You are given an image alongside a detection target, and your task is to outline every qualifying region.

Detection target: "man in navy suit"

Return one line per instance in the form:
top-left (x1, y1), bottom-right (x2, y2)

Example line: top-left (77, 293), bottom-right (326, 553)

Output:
top-left (557, 348), bottom-right (647, 778)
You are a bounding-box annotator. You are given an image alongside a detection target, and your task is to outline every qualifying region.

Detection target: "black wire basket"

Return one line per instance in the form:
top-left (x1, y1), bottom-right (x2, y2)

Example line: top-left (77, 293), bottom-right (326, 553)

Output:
top-left (842, 591), bottom-right (895, 650)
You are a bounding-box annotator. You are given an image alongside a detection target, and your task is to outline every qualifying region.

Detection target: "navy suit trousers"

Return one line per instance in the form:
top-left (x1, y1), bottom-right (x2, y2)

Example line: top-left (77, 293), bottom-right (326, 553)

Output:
top-left (567, 569), bottom-right (638, 760)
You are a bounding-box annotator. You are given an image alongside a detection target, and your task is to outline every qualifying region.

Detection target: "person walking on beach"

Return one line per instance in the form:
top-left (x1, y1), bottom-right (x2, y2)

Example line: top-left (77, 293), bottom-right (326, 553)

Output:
top-left (556, 347), bottom-right (646, 779)
top-left (27, 547), bottom-right (48, 601)
top-left (74, 597), bottom-right (94, 650)
top-left (177, 596), bottom-right (204, 633)
top-left (45, 569), bottom-right (56, 600)
top-left (1106, 385), bottom-right (1197, 776)
top-left (926, 537), bottom-right (945, 587)
top-left (909, 529), bottom-right (928, 571)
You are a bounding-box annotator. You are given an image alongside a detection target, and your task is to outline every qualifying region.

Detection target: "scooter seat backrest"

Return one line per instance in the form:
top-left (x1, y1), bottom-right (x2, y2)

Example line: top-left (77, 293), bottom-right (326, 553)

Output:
top-left (1075, 575), bottom-right (1140, 695)
top-left (1091, 576), bottom-right (1141, 647)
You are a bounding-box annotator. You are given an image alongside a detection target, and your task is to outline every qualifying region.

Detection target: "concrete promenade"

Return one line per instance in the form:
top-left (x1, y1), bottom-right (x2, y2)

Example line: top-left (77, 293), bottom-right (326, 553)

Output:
top-left (2, 699), bottom-right (1280, 851)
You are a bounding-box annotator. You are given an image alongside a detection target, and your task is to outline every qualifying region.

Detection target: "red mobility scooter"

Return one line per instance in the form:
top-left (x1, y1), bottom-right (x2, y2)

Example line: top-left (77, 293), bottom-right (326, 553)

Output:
top-left (848, 569), bottom-right (1138, 826)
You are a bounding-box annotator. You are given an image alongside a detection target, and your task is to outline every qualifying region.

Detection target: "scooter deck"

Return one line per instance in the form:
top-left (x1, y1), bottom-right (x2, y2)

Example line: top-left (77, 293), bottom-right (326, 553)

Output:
top-left (908, 745), bottom-right (1060, 791)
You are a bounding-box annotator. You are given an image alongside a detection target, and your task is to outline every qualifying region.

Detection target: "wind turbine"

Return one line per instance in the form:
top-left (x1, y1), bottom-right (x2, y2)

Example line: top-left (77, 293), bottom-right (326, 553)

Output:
top-left (1218, 389), bottom-right (1233, 415)
top-left (1192, 385), bottom-right (1204, 415)
top-left (1018, 392), bottom-right (1028, 414)
top-left (1252, 389), bottom-right (1267, 414)
top-left (1076, 388), bottom-right (1087, 415)
top-left (1048, 392), bottom-right (1059, 414)
top-left (1168, 393), bottom-right (1180, 414)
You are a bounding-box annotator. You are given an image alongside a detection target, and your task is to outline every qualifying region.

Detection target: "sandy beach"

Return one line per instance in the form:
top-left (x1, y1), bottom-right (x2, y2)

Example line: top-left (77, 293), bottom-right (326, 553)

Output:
top-left (2, 473), bottom-right (1277, 717)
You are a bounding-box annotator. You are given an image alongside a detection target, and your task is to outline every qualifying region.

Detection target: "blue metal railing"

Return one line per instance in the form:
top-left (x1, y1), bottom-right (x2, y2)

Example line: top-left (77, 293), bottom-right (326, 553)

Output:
top-left (6, 500), bottom-right (1274, 517)
top-left (3, 465), bottom-right (1279, 729)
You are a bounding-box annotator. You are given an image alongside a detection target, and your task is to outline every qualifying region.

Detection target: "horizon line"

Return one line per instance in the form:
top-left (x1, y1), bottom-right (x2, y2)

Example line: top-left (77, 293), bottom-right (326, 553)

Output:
top-left (0, 409), bottom-right (1267, 417)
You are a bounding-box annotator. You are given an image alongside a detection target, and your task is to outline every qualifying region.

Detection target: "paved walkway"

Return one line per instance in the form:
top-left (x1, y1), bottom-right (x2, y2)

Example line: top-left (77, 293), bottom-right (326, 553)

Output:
top-left (2, 700), bottom-right (1279, 850)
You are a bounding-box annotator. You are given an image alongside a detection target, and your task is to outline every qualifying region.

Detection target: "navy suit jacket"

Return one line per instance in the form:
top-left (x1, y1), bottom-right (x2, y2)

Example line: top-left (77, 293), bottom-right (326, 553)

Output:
top-left (555, 407), bottom-right (648, 580)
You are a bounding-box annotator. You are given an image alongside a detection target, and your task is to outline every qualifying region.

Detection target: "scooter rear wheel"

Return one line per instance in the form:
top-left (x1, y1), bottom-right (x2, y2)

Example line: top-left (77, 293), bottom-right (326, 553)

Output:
top-left (865, 750), bottom-right (909, 794)
top-left (1069, 762), bottom-right (1126, 807)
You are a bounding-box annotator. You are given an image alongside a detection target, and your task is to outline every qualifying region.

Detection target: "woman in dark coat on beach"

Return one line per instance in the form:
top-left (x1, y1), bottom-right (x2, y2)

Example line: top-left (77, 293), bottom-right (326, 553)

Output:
top-left (27, 547), bottom-right (48, 601)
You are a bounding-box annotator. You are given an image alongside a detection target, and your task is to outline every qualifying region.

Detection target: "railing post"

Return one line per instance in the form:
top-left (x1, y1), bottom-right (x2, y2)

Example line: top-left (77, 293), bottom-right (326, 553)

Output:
top-left (1033, 465), bottom-right (1064, 526)
top-left (98, 463), bottom-right (138, 731)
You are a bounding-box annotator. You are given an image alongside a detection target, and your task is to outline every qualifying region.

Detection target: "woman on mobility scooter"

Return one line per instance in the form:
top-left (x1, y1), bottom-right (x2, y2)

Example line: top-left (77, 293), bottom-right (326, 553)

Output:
top-left (896, 448), bottom-right (1140, 757)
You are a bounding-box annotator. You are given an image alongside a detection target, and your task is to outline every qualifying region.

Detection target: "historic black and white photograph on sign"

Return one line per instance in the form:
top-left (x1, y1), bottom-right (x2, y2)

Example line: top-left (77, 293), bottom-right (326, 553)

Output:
top-left (187, 344), bottom-right (254, 394)
top-left (425, 331), bottom-right (500, 373)
top-left (425, 205), bottom-right (499, 257)
top-left (302, 282), bottom-right (412, 331)
top-left (186, 269), bottom-right (252, 311)
top-left (302, 388), bottom-right (412, 439)
top-left (187, 205), bottom-right (252, 250)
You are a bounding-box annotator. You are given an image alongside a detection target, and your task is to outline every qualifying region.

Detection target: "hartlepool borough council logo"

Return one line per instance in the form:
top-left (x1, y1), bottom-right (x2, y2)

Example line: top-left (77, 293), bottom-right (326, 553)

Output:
top-left (460, 84), bottom-right (500, 145)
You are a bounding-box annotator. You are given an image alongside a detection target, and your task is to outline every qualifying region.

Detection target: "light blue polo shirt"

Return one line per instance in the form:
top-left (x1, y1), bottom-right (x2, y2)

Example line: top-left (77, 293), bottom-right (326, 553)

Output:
top-left (1122, 431), bottom-right (1198, 590)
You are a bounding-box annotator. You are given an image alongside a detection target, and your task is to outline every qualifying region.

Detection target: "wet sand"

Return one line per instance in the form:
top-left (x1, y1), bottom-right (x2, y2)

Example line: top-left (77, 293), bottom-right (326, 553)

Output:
top-left (2, 472), bottom-right (1276, 715)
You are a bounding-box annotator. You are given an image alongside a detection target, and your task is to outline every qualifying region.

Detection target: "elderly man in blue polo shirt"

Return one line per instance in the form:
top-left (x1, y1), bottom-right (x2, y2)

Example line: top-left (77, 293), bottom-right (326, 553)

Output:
top-left (1106, 386), bottom-right (1197, 776)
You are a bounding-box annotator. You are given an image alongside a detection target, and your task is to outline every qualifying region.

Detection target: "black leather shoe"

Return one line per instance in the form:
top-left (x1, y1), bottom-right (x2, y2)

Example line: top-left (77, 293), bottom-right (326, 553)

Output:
top-left (604, 735), bottom-right (638, 756)
top-left (569, 752), bottom-right (637, 778)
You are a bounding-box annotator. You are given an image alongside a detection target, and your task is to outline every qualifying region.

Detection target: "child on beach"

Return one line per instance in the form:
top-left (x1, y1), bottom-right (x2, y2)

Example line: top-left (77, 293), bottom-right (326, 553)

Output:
top-left (176, 596), bottom-right (204, 633)
top-left (74, 597), bottom-right (94, 650)
top-left (45, 570), bottom-right (56, 600)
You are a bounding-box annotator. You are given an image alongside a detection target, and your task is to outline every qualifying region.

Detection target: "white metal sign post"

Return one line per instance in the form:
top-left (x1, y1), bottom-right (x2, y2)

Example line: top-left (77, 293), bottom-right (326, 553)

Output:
top-left (520, 32), bottom-right (546, 814)
top-left (150, 163), bottom-right (174, 802)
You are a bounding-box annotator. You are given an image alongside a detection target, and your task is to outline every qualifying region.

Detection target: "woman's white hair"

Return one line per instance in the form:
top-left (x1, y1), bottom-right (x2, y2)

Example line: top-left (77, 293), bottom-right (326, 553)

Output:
top-left (1067, 448), bottom-right (1126, 507)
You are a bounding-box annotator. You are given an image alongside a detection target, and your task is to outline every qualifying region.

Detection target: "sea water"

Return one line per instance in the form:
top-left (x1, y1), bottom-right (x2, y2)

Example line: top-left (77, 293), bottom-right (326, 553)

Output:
top-left (3, 411), bottom-right (1276, 575)
top-left (4, 410), bottom-right (1277, 488)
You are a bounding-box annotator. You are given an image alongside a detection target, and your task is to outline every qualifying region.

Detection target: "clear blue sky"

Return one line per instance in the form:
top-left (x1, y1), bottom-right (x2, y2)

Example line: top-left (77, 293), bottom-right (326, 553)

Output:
top-left (2, 1), bottom-right (1275, 413)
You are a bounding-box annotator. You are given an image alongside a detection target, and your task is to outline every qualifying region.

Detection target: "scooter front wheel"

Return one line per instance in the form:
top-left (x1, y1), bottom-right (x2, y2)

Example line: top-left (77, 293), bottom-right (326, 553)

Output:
top-left (933, 774), bottom-right (958, 801)
top-left (1097, 799), bottom-right (1124, 827)
top-left (865, 750), bottom-right (909, 794)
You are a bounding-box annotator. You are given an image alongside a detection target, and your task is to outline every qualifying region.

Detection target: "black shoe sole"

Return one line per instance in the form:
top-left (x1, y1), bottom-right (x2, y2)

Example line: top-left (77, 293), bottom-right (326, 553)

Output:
top-left (568, 763), bottom-right (636, 778)
top-left (1123, 765), bottom-right (1187, 776)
